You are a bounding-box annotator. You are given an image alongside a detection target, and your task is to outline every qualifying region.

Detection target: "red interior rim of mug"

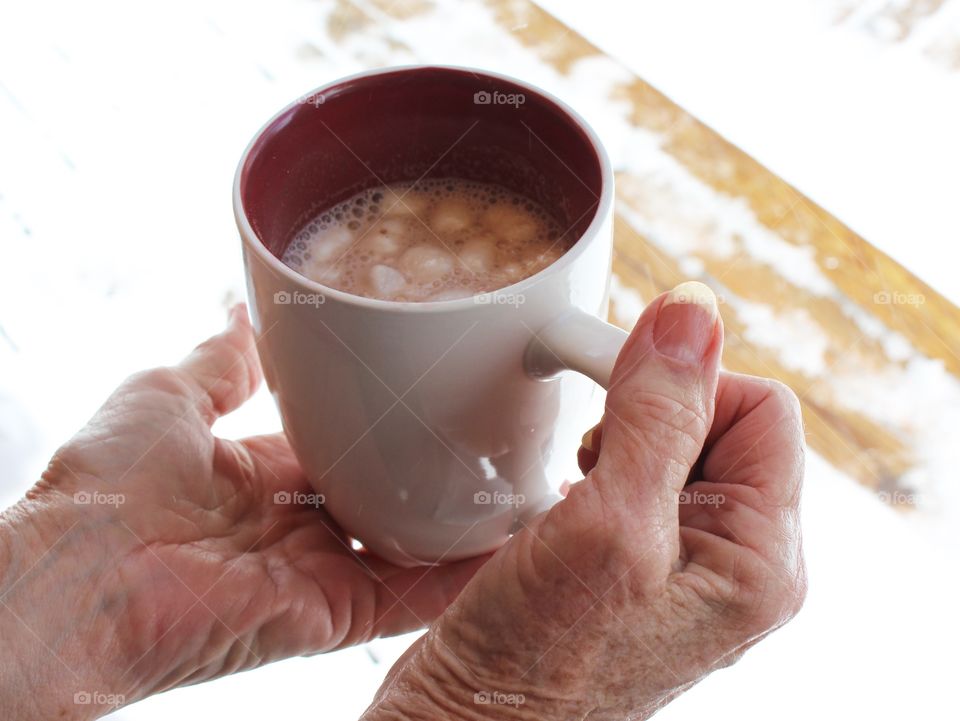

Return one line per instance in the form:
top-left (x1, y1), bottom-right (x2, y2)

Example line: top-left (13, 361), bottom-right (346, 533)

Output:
top-left (234, 64), bottom-right (614, 310)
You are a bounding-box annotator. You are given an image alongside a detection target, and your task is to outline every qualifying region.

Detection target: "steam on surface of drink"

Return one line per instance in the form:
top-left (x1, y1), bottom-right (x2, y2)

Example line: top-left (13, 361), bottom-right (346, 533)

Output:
top-left (281, 178), bottom-right (572, 302)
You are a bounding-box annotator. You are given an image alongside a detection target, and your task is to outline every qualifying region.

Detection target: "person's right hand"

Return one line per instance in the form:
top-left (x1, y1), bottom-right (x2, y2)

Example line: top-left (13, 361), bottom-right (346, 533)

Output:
top-left (363, 281), bottom-right (807, 720)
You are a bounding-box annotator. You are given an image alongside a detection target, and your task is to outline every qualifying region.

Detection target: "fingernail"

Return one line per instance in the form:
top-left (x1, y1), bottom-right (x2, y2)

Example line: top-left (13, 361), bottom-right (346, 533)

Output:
top-left (581, 417), bottom-right (603, 452)
top-left (653, 281), bottom-right (718, 363)
top-left (228, 303), bottom-right (245, 324)
top-left (581, 427), bottom-right (595, 451)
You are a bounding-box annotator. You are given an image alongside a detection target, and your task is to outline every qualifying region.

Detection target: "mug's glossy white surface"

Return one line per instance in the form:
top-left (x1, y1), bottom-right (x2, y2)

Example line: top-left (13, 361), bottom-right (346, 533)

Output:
top-left (235, 66), bottom-right (620, 566)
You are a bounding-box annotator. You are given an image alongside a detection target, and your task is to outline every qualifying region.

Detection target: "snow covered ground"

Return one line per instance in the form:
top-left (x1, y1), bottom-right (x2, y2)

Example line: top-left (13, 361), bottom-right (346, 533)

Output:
top-left (540, 0), bottom-right (960, 307)
top-left (1, 0), bottom-right (957, 718)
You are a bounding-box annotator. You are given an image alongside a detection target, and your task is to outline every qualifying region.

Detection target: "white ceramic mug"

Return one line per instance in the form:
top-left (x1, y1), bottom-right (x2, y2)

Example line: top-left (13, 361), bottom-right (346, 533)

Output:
top-left (234, 66), bottom-right (627, 566)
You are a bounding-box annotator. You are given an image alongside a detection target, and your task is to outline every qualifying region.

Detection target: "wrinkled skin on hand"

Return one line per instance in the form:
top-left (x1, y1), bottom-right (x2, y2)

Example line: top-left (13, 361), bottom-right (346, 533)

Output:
top-left (0, 306), bottom-right (486, 719)
top-left (364, 283), bottom-right (807, 720)
top-left (0, 282), bottom-right (806, 721)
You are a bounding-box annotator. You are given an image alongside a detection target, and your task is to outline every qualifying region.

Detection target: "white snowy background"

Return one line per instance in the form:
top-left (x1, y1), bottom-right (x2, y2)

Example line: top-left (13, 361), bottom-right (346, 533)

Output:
top-left (1, 0), bottom-right (958, 718)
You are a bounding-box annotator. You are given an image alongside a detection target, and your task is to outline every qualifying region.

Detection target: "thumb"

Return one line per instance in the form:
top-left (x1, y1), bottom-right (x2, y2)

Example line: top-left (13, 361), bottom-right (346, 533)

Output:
top-left (176, 303), bottom-right (263, 424)
top-left (592, 281), bottom-right (723, 555)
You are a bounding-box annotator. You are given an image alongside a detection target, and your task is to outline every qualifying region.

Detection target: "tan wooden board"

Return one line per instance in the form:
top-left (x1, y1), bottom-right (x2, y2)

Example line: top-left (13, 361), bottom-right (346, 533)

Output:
top-left (325, 0), bottom-right (960, 498)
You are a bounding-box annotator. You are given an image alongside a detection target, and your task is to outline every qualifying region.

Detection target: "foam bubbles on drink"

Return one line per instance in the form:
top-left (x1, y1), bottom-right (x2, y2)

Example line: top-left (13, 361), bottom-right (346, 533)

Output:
top-left (281, 178), bottom-right (570, 302)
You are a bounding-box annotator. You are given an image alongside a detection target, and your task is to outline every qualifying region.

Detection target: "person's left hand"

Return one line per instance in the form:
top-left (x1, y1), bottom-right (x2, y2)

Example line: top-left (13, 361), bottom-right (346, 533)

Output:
top-left (0, 304), bottom-right (487, 719)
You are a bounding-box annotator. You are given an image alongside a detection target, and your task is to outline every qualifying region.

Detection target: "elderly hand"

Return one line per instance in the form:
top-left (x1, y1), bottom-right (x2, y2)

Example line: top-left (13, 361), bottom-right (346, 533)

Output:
top-left (0, 281), bottom-right (806, 721)
top-left (362, 282), bottom-right (807, 720)
top-left (0, 305), bottom-right (487, 720)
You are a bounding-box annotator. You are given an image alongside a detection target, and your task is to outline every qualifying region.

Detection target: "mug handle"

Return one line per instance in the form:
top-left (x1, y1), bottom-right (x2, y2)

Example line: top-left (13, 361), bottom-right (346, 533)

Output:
top-left (512, 309), bottom-right (629, 524)
top-left (524, 308), bottom-right (629, 389)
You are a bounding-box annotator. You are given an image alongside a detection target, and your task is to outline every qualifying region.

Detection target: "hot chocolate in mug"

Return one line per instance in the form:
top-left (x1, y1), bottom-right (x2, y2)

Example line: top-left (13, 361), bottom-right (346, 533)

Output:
top-left (234, 65), bottom-right (628, 566)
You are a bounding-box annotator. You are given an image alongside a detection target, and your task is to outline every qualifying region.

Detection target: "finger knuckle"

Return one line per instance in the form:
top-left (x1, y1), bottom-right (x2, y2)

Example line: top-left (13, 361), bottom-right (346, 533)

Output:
top-left (720, 553), bottom-right (806, 638)
top-left (790, 558), bottom-right (809, 616)
top-left (713, 645), bottom-right (749, 670)
top-left (542, 483), bottom-right (668, 598)
top-left (125, 366), bottom-right (190, 396)
top-left (617, 388), bottom-right (709, 448)
top-left (743, 579), bottom-right (805, 636)
top-left (766, 380), bottom-right (802, 424)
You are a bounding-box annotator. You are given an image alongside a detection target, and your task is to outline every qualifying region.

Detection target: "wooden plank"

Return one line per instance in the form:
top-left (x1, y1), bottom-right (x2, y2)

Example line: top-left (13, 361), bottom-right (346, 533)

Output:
top-left (326, 0), bottom-right (960, 499)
